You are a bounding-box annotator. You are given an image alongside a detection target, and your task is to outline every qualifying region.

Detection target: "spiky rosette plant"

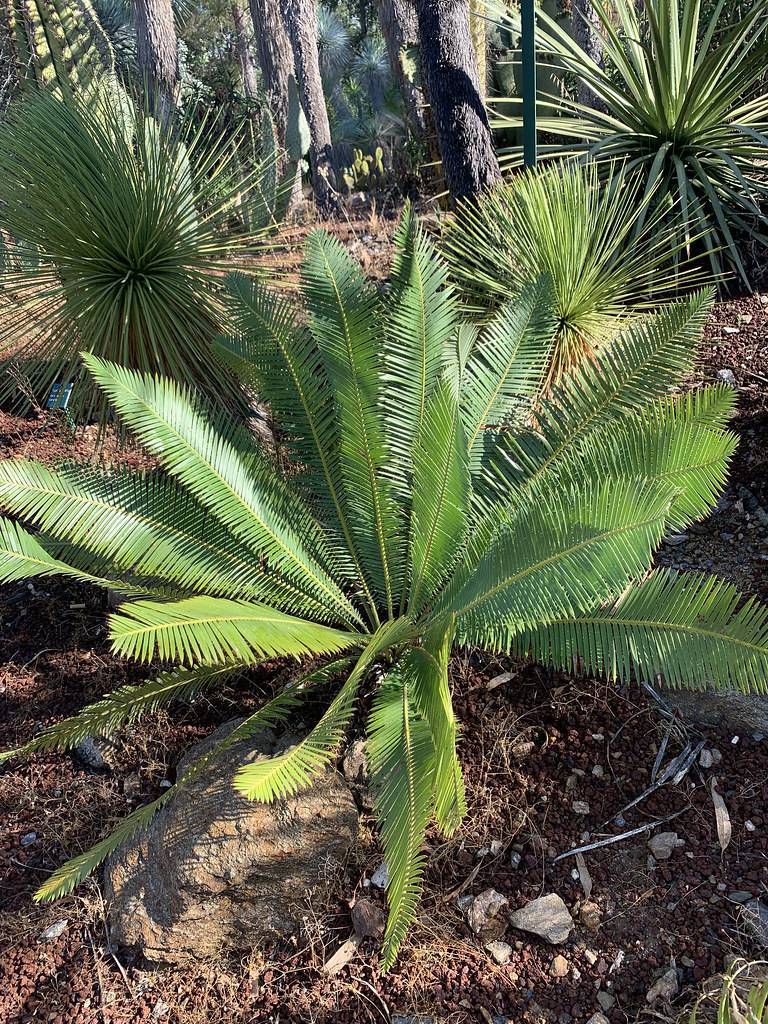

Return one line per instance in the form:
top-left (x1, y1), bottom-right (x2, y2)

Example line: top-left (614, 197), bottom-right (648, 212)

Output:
top-left (0, 88), bottom-right (284, 421)
top-left (1, 208), bottom-right (767, 968)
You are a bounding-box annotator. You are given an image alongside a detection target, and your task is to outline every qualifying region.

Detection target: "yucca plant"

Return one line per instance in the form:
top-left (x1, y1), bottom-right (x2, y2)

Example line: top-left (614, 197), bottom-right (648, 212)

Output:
top-left (1, 209), bottom-right (768, 968)
top-left (0, 88), bottom-right (283, 421)
top-left (441, 161), bottom-right (697, 384)
top-left (688, 960), bottom-right (768, 1023)
top-left (489, 0), bottom-right (768, 286)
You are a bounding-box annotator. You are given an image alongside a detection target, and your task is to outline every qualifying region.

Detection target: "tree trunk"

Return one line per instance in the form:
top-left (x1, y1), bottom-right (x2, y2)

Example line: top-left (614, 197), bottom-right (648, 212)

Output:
top-left (414, 0), bottom-right (500, 200)
top-left (571, 0), bottom-right (606, 110)
top-left (280, 0), bottom-right (338, 214)
top-left (378, 0), bottom-right (426, 137)
top-left (134, 0), bottom-right (179, 127)
top-left (248, 0), bottom-right (291, 143)
top-left (231, 2), bottom-right (259, 102)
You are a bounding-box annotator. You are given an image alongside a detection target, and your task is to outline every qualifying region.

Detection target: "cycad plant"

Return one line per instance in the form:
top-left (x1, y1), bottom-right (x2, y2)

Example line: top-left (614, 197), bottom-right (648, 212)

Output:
top-left (489, 0), bottom-right (768, 285)
top-left (441, 161), bottom-right (696, 384)
top-left (1, 210), bottom-right (767, 968)
top-left (0, 88), bottom-right (282, 421)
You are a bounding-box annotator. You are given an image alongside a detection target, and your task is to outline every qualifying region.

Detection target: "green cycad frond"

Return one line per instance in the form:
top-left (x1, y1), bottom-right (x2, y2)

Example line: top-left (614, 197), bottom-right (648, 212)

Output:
top-left (461, 276), bottom-right (557, 475)
top-left (0, 666), bottom-right (239, 764)
top-left (518, 570), bottom-right (768, 695)
top-left (485, 386), bottom-right (737, 532)
top-left (235, 617), bottom-right (413, 800)
top-left (407, 620), bottom-right (466, 836)
top-left (83, 355), bottom-right (361, 628)
top-left (302, 231), bottom-right (402, 616)
top-left (408, 381), bottom-right (471, 613)
top-left (109, 597), bottom-right (361, 665)
top-left (444, 479), bottom-right (675, 648)
top-left (367, 670), bottom-right (436, 969)
top-left (383, 203), bottom-right (459, 489)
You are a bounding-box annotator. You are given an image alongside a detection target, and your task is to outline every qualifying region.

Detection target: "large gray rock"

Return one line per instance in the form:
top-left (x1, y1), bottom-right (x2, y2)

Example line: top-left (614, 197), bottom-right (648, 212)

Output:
top-left (662, 689), bottom-right (768, 735)
top-left (509, 893), bottom-right (574, 944)
top-left (105, 720), bottom-right (359, 963)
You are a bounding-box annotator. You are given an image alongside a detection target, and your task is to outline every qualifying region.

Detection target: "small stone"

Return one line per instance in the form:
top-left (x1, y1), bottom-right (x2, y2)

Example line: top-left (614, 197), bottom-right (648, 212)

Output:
top-left (584, 949), bottom-right (598, 965)
top-left (648, 831), bottom-right (684, 860)
top-left (75, 736), bottom-right (114, 770)
top-left (663, 533), bottom-right (688, 547)
top-left (468, 888), bottom-right (509, 941)
top-left (351, 898), bottom-right (385, 939)
top-left (38, 919), bottom-right (68, 941)
top-left (457, 893), bottom-right (474, 912)
top-left (760, 294), bottom-right (768, 306)
top-left (728, 891), bottom-right (753, 903)
top-left (20, 832), bottom-right (37, 847)
top-left (509, 893), bottom-right (574, 944)
top-left (159, 779), bottom-right (172, 789)
top-left (579, 901), bottom-right (601, 931)
top-left (681, 956), bottom-right (695, 968)
top-left (550, 954), bottom-right (569, 978)
top-left (743, 900), bottom-right (768, 946)
top-left (596, 992), bottom-right (615, 1011)
top-left (572, 800), bottom-right (590, 815)
top-left (699, 748), bottom-right (722, 769)
top-left (490, 839), bottom-right (503, 856)
top-left (485, 940), bottom-right (513, 965)
top-left (647, 854), bottom-right (657, 870)
top-left (371, 863), bottom-right (389, 889)
top-left (722, 326), bottom-right (740, 335)
top-left (509, 851), bottom-right (522, 869)
top-left (151, 999), bottom-right (170, 1020)
top-left (591, 765), bottom-right (604, 778)
top-left (745, 820), bottom-right (757, 832)
top-left (717, 368), bottom-right (737, 384)
top-left (646, 967), bottom-right (679, 1004)
top-left (586, 1015), bottom-right (609, 1024)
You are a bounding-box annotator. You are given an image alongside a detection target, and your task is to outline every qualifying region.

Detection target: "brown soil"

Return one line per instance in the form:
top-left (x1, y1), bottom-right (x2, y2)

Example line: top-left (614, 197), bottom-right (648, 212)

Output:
top-left (0, 224), bottom-right (767, 1024)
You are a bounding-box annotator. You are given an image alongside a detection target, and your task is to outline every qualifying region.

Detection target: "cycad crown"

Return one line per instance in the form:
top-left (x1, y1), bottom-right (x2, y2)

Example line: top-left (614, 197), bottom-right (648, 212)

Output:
top-left (1, 207), bottom-right (767, 968)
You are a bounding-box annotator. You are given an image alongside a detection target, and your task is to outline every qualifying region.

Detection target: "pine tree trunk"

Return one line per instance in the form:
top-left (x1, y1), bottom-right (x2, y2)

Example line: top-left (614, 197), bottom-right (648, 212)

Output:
top-left (248, 0), bottom-right (291, 143)
top-left (280, 0), bottom-right (338, 215)
top-left (134, 0), bottom-right (179, 127)
top-left (378, 0), bottom-right (426, 137)
top-left (571, 0), bottom-right (606, 110)
top-left (231, 1), bottom-right (259, 102)
top-left (414, 0), bottom-right (500, 200)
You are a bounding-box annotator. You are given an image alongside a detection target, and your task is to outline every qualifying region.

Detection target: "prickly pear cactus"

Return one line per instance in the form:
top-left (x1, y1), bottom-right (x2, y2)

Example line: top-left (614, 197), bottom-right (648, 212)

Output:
top-left (342, 146), bottom-right (386, 193)
top-left (0, 0), bottom-right (115, 101)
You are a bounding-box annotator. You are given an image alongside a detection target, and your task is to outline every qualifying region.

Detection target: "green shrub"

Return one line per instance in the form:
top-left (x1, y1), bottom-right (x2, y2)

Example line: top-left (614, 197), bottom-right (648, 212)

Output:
top-left (687, 960), bottom-right (768, 1023)
top-left (442, 160), bottom-right (696, 385)
top-left (489, 0), bottom-right (768, 286)
top-left (0, 89), bottom-right (283, 421)
top-left (1, 208), bottom-right (767, 967)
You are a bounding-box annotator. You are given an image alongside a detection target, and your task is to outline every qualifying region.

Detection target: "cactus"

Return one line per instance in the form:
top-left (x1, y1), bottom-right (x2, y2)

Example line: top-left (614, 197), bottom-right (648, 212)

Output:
top-left (342, 146), bottom-right (386, 193)
top-left (0, 0), bottom-right (115, 101)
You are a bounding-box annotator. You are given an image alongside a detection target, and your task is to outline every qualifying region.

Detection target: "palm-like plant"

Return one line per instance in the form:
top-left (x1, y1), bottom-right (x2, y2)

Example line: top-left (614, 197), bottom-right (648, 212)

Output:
top-left (489, 0), bottom-right (768, 285)
top-left (441, 161), bottom-right (697, 384)
top-left (0, 88), bottom-right (282, 421)
top-left (1, 209), bottom-right (767, 968)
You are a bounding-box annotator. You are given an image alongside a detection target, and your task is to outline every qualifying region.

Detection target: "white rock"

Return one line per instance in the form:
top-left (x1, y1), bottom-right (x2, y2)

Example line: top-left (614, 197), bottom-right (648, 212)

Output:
top-left (39, 919), bottom-right (69, 941)
top-left (717, 368), bottom-right (737, 384)
top-left (509, 893), bottom-right (574, 944)
top-left (584, 949), bottom-right (598, 965)
top-left (468, 888), bottom-right (509, 939)
top-left (485, 940), bottom-right (513, 965)
top-left (572, 800), bottom-right (590, 815)
top-left (586, 1015), bottom-right (610, 1024)
top-left (699, 748), bottom-right (722, 769)
top-left (722, 326), bottom-right (740, 335)
top-left (371, 863), bottom-right (389, 889)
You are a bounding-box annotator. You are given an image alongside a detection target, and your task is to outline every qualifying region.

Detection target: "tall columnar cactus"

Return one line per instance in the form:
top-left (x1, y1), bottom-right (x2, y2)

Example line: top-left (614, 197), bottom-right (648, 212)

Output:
top-left (0, 0), bottom-right (115, 100)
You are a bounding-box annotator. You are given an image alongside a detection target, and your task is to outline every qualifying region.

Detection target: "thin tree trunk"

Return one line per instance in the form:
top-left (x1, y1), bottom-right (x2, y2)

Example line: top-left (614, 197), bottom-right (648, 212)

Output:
top-left (378, 0), bottom-right (426, 137)
top-left (231, 2), bottom-right (259, 102)
top-left (248, 0), bottom-right (291, 143)
top-left (280, 0), bottom-right (338, 215)
top-left (414, 0), bottom-right (500, 200)
top-left (571, 0), bottom-right (606, 110)
top-left (134, 0), bottom-right (179, 127)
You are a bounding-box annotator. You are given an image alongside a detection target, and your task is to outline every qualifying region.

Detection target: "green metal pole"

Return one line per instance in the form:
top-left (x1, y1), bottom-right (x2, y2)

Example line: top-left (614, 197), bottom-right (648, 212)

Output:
top-left (521, 0), bottom-right (537, 168)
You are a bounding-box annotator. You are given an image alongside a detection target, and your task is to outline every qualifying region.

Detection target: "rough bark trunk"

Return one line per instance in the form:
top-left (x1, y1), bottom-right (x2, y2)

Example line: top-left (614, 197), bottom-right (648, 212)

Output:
top-left (378, 0), bottom-right (426, 137)
top-left (414, 0), bottom-right (501, 200)
top-left (280, 0), bottom-right (337, 214)
top-left (248, 0), bottom-right (292, 144)
top-left (571, 0), bottom-right (606, 110)
top-left (231, 2), bottom-right (259, 102)
top-left (134, 0), bottom-right (179, 127)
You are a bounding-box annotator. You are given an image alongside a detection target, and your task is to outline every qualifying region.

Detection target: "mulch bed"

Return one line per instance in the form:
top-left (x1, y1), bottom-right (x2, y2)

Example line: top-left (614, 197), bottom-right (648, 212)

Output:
top-left (0, 232), bottom-right (766, 1023)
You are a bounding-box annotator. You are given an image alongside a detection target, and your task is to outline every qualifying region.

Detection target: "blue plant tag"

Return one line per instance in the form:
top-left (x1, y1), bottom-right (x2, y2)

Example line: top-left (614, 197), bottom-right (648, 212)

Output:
top-left (46, 382), bottom-right (73, 410)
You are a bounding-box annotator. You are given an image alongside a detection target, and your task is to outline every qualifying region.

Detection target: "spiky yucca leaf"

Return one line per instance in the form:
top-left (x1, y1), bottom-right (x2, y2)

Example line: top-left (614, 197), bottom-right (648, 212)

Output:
top-left (2, 210), bottom-right (767, 970)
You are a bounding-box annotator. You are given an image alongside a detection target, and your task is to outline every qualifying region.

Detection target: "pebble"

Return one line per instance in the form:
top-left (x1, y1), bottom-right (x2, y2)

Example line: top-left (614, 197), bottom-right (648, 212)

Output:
top-left (663, 533), bottom-right (688, 546)
top-left (745, 820), bottom-right (757, 832)
top-left (572, 800), bottom-right (590, 815)
top-left (597, 992), bottom-right (615, 1011)
top-left (586, 1015), bottom-right (610, 1024)
top-left (485, 940), bottom-right (512, 965)
top-left (722, 326), bottom-right (740, 335)
top-left (717, 368), bottom-right (737, 384)
top-left (648, 831), bottom-right (685, 860)
top-left (20, 832), bottom-right (37, 847)
top-left (579, 901), bottom-right (602, 931)
top-left (728, 891), bottom-right (753, 903)
top-left (699, 747), bottom-right (722, 768)
top-left (509, 893), bottom-right (575, 945)
top-left (371, 862), bottom-right (389, 889)
top-left (38, 919), bottom-right (68, 941)
top-left (584, 949), bottom-right (598, 965)
top-left (646, 967), bottom-right (679, 1004)
top-left (591, 765), bottom-right (604, 778)
top-left (550, 954), bottom-right (569, 978)
top-left (510, 851), bottom-right (522, 869)
top-left (467, 888), bottom-right (509, 940)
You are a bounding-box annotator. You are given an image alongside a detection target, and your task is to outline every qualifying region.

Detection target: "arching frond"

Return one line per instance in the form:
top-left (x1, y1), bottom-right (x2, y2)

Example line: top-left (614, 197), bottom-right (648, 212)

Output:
top-left (517, 570), bottom-right (768, 695)
top-left (367, 669), bottom-right (436, 969)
